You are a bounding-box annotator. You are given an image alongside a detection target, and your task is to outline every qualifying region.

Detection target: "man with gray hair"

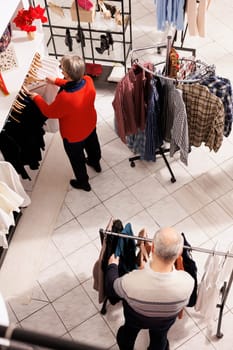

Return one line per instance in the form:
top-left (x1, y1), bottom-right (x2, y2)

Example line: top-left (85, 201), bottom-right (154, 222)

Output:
top-left (105, 226), bottom-right (194, 350)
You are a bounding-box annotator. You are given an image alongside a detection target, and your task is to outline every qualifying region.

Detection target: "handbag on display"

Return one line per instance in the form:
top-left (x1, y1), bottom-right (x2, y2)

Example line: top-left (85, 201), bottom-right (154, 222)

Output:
top-left (71, 1), bottom-right (95, 23)
top-left (0, 23), bottom-right (11, 53)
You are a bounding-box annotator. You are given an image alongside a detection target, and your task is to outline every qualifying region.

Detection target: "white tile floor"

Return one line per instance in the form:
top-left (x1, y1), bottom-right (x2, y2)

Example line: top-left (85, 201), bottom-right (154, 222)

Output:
top-left (3, 0), bottom-right (233, 349)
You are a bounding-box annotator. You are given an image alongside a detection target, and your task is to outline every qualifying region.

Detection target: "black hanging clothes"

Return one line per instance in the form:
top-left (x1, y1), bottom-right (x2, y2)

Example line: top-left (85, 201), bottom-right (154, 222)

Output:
top-left (181, 232), bottom-right (198, 307)
top-left (0, 96), bottom-right (47, 179)
top-left (114, 222), bottom-right (137, 276)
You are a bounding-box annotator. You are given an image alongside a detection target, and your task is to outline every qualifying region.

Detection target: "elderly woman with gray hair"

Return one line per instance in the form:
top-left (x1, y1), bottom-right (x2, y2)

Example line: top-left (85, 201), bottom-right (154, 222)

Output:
top-left (27, 54), bottom-right (101, 192)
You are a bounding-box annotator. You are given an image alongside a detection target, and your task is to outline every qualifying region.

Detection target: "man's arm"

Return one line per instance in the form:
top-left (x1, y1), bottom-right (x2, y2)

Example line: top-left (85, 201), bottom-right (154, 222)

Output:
top-left (105, 255), bottom-right (120, 298)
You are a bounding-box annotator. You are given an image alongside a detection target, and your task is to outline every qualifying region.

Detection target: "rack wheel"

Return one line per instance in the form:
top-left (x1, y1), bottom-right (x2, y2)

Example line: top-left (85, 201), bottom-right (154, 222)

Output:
top-left (171, 177), bottom-right (176, 183)
top-left (216, 332), bottom-right (223, 339)
top-left (130, 161), bottom-right (135, 167)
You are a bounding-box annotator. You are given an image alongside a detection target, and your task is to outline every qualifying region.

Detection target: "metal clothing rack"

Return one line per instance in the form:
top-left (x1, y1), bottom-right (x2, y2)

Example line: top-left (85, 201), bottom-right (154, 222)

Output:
top-left (99, 228), bottom-right (233, 339)
top-left (0, 324), bottom-right (102, 350)
top-left (128, 36), bottom-right (198, 183)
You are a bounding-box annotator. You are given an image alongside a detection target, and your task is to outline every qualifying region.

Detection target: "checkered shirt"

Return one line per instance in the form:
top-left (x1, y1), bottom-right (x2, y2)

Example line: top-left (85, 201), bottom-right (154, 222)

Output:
top-left (180, 84), bottom-right (225, 152)
top-left (201, 75), bottom-right (233, 137)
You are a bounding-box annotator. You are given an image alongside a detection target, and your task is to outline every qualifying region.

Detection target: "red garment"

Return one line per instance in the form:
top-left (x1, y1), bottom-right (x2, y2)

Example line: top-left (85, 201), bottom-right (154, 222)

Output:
top-left (33, 75), bottom-right (97, 142)
top-left (112, 65), bottom-right (147, 143)
top-left (112, 64), bottom-right (152, 143)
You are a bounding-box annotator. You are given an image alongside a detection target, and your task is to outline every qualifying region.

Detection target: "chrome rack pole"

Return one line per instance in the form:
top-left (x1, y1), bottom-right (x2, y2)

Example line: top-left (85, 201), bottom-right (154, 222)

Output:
top-left (99, 229), bottom-right (233, 258)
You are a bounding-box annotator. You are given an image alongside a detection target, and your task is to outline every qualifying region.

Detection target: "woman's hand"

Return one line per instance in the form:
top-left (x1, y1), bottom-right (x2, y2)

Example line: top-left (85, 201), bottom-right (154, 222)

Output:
top-left (22, 86), bottom-right (38, 100)
top-left (46, 76), bottom-right (56, 84)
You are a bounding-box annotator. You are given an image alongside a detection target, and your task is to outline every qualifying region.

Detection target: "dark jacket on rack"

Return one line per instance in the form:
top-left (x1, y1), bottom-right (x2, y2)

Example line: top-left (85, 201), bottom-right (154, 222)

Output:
top-left (144, 77), bottom-right (163, 161)
top-left (114, 222), bottom-right (137, 276)
top-left (0, 96), bottom-right (47, 179)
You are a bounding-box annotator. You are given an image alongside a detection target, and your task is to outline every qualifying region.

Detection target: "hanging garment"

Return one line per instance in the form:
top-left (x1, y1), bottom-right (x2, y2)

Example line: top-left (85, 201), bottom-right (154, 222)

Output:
top-left (0, 292), bottom-right (9, 326)
top-left (93, 218), bottom-right (123, 304)
top-left (27, 56), bottom-right (61, 133)
top-left (175, 255), bottom-right (185, 319)
top-left (181, 233), bottom-right (198, 307)
top-left (0, 181), bottom-right (24, 248)
top-left (0, 208), bottom-right (14, 248)
top-left (195, 241), bottom-right (233, 329)
top-left (200, 74), bottom-right (233, 137)
top-left (0, 96), bottom-right (47, 179)
top-left (186, 0), bottom-right (212, 37)
top-left (160, 80), bottom-right (189, 165)
top-left (144, 78), bottom-right (163, 161)
top-left (0, 182), bottom-right (23, 214)
top-left (126, 130), bottom-right (146, 160)
top-left (114, 222), bottom-right (137, 276)
top-left (154, 0), bottom-right (185, 31)
top-left (112, 64), bottom-right (152, 143)
top-left (0, 161), bottom-right (31, 207)
top-left (180, 83), bottom-right (225, 152)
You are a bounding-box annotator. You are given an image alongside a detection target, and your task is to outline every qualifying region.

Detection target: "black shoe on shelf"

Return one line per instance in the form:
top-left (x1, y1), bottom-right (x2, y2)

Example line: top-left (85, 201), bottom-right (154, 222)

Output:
top-left (95, 34), bottom-right (110, 55)
top-left (86, 158), bottom-right (102, 173)
top-left (70, 179), bottom-right (91, 191)
top-left (76, 25), bottom-right (85, 47)
top-left (65, 28), bottom-right (73, 51)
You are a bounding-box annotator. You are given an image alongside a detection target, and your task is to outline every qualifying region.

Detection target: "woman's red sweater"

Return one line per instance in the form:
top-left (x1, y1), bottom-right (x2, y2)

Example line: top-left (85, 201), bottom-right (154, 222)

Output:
top-left (33, 75), bottom-right (97, 142)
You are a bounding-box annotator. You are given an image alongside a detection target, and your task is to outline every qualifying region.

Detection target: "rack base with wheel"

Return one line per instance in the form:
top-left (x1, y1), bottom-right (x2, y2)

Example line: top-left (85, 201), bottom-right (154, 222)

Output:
top-left (129, 146), bottom-right (176, 183)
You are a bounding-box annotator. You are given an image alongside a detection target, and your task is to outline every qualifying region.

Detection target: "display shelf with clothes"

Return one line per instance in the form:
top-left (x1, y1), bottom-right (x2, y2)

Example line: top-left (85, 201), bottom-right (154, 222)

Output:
top-left (99, 225), bottom-right (233, 339)
top-left (0, 53), bottom-right (61, 180)
top-left (113, 40), bottom-right (231, 183)
top-left (0, 160), bottom-right (32, 267)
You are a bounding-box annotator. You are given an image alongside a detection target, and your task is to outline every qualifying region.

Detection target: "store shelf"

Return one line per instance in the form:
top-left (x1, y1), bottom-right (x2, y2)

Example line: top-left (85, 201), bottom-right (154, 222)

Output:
top-left (39, 0), bottom-right (132, 73)
top-left (0, 30), bottom-right (45, 131)
top-left (0, 0), bottom-right (30, 37)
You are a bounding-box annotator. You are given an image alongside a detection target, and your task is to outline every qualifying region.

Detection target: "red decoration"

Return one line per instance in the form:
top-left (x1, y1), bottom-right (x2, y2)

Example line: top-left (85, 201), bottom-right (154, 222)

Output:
top-left (77, 0), bottom-right (94, 11)
top-left (0, 72), bottom-right (9, 95)
top-left (13, 5), bottom-right (47, 33)
top-left (85, 63), bottom-right (102, 77)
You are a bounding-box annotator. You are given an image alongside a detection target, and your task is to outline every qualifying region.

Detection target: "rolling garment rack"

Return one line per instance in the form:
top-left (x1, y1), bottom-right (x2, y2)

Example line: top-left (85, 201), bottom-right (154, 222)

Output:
top-left (99, 228), bottom-right (233, 339)
top-left (128, 36), bottom-right (197, 183)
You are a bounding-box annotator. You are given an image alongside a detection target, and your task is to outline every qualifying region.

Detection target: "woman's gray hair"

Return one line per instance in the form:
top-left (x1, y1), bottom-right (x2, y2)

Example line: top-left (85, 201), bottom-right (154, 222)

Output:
top-left (153, 227), bottom-right (183, 262)
top-left (60, 55), bottom-right (85, 81)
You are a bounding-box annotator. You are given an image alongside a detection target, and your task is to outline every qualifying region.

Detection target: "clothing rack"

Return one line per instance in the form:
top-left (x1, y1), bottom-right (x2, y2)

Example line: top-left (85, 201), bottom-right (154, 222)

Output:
top-left (99, 228), bottom-right (233, 339)
top-left (128, 37), bottom-right (199, 183)
top-left (0, 324), bottom-right (102, 350)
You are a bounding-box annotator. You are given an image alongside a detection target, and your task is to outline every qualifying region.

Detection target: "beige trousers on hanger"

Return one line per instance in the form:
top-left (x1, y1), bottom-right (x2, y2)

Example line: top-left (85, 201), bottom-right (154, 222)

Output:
top-left (186, 0), bottom-right (211, 37)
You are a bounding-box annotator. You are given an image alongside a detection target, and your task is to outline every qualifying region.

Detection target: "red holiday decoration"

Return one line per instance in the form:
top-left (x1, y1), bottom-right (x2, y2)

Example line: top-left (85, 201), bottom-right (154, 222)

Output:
top-left (13, 5), bottom-right (47, 33)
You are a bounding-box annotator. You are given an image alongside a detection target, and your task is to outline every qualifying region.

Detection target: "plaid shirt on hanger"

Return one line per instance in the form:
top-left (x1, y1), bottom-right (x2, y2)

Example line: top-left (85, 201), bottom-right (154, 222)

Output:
top-left (180, 84), bottom-right (225, 152)
top-left (201, 75), bottom-right (233, 137)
